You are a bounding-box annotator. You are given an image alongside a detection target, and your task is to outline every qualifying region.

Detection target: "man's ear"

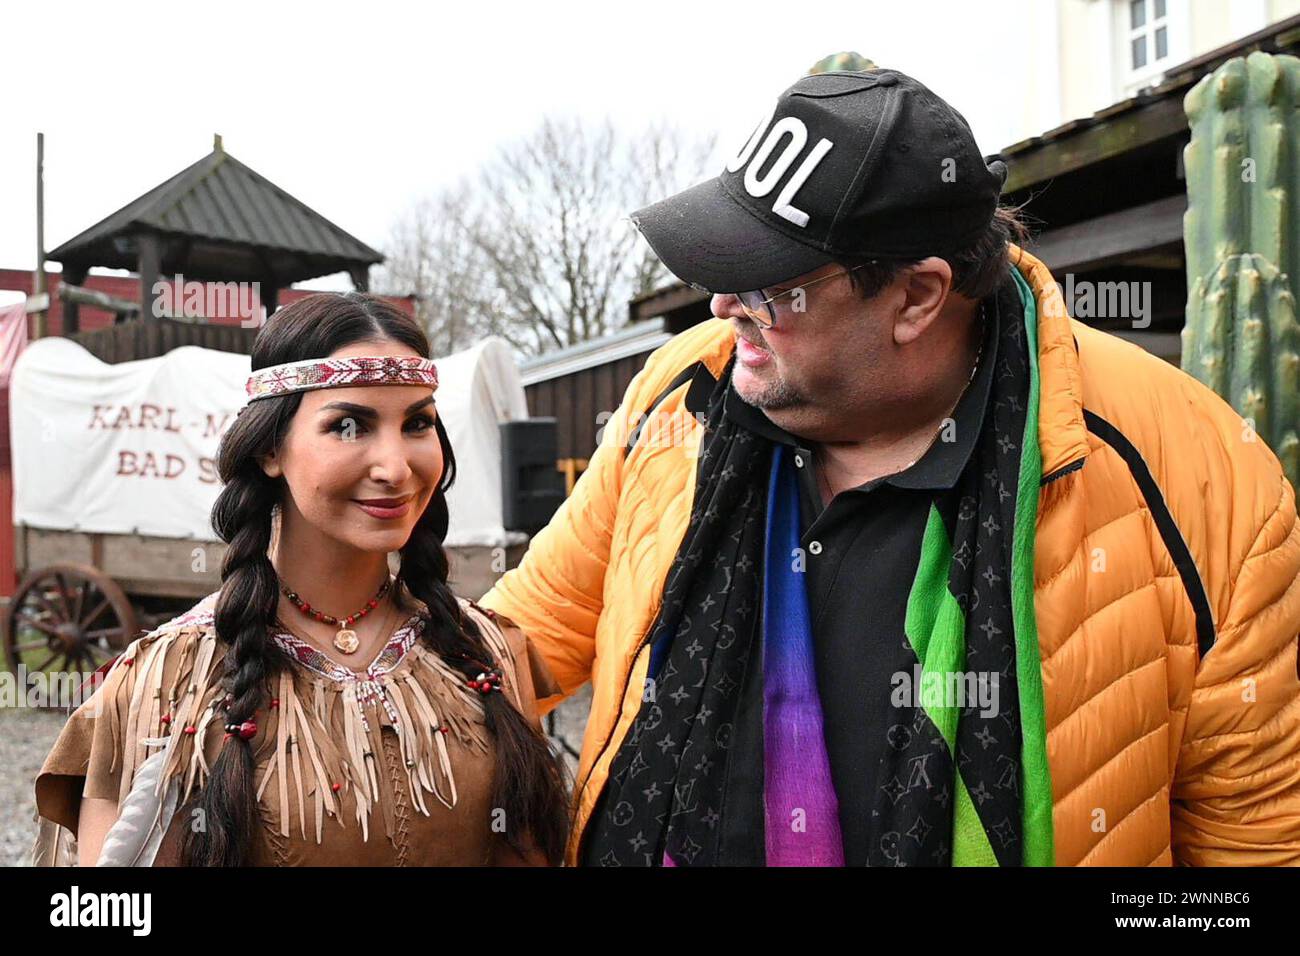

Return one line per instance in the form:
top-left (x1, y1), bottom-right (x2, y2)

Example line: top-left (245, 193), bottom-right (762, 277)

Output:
top-left (892, 257), bottom-right (953, 346)
top-left (260, 450), bottom-right (283, 479)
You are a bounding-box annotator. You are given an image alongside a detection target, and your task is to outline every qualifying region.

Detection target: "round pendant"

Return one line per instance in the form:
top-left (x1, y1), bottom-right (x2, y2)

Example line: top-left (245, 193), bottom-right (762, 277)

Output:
top-left (334, 629), bottom-right (360, 654)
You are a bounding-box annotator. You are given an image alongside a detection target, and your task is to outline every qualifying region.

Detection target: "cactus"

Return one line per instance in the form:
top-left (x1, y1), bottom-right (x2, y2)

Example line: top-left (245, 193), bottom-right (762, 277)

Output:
top-left (807, 52), bottom-right (877, 75)
top-left (1183, 254), bottom-right (1300, 479)
top-left (1182, 51), bottom-right (1300, 486)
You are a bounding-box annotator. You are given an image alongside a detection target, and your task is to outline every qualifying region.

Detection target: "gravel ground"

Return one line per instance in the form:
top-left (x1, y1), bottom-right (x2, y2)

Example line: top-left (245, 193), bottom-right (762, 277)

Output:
top-left (0, 705), bottom-right (68, 867)
top-left (0, 685), bottom-right (593, 868)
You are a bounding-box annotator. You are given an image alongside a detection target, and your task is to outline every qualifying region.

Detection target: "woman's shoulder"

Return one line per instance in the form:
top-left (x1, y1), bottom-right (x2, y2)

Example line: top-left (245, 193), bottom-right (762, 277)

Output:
top-left (118, 589), bottom-right (220, 658)
top-left (35, 590), bottom-right (229, 836)
top-left (146, 589), bottom-right (222, 639)
top-left (96, 588), bottom-right (227, 720)
top-left (87, 589), bottom-right (222, 702)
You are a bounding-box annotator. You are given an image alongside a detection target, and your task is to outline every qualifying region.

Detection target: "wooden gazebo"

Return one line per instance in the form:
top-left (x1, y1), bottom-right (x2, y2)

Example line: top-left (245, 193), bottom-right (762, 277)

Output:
top-left (46, 135), bottom-right (384, 336)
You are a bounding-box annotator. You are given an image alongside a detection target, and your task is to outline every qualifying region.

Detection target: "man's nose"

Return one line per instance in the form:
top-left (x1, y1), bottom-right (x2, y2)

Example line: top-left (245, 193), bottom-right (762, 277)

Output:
top-left (711, 292), bottom-right (746, 320)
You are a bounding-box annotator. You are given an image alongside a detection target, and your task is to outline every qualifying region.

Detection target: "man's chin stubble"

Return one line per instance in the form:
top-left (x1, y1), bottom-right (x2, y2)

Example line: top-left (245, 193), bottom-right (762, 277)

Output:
top-left (735, 372), bottom-right (805, 412)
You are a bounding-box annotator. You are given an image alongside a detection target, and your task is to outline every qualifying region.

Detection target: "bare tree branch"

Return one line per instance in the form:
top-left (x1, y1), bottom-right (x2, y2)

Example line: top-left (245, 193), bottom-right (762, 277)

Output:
top-left (374, 118), bottom-right (715, 358)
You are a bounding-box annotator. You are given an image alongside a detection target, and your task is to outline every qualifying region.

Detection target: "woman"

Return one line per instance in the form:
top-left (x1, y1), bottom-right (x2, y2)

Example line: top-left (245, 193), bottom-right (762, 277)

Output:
top-left (33, 292), bottom-right (569, 866)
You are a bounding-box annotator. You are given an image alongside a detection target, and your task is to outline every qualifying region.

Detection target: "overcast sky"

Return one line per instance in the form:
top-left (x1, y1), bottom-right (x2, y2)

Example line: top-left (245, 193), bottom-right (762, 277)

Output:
top-left (2, 0), bottom-right (1045, 299)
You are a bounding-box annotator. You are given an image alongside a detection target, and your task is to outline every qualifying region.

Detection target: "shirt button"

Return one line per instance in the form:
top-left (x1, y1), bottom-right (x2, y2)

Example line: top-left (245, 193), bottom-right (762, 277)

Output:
top-left (794, 454), bottom-right (804, 468)
top-left (808, 540), bottom-right (823, 555)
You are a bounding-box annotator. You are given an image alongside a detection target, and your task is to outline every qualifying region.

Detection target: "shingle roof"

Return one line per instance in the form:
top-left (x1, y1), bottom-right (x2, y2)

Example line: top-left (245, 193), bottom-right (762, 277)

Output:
top-left (48, 139), bottom-right (382, 283)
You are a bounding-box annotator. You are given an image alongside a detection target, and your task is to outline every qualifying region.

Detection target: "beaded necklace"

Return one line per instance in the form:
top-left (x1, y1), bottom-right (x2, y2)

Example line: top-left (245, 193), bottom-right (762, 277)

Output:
top-left (279, 575), bottom-right (392, 654)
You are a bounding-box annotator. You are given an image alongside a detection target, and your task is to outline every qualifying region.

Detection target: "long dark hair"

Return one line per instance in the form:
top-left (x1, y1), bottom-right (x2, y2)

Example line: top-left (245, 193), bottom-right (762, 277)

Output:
top-left (182, 292), bottom-right (568, 866)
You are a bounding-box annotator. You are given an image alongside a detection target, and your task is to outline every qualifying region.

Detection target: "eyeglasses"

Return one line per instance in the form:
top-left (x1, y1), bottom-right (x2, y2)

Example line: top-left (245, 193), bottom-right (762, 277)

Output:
top-left (733, 263), bottom-right (873, 329)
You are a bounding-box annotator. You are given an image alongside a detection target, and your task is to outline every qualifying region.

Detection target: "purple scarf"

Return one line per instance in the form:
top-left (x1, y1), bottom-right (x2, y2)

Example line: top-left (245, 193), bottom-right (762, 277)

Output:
top-left (760, 444), bottom-right (844, 865)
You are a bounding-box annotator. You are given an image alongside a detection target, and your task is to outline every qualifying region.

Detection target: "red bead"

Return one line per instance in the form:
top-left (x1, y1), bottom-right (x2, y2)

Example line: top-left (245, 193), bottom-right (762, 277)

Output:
top-left (184, 725), bottom-right (197, 735)
top-left (270, 698), bottom-right (279, 709)
top-left (367, 599), bottom-right (377, 608)
top-left (123, 659), bottom-right (134, 667)
top-left (160, 714), bottom-right (171, 724)
top-left (439, 725), bottom-right (449, 734)
top-left (315, 611), bottom-right (325, 621)
top-left (331, 782), bottom-right (342, 793)
top-left (238, 720), bottom-right (257, 740)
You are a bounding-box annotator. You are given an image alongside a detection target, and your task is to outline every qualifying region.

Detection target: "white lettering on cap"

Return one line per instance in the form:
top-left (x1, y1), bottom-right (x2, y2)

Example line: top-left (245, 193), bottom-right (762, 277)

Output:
top-left (744, 116), bottom-right (808, 196)
top-left (772, 136), bottom-right (833, 228)
top-left (727, 110), bottom-right (834, 229)
top-left (726, 105), bottom-right (776, 173)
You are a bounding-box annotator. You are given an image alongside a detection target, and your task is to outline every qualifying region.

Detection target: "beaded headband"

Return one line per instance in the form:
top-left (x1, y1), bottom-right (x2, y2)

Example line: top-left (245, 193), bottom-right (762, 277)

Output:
top-left (245, 356), bottom-right (439, 402)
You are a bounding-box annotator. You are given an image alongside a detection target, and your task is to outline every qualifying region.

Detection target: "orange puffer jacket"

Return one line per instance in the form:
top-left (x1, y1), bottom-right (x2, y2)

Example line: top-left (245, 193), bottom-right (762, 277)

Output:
top-left (482, 249), bottom-right (1300, 866)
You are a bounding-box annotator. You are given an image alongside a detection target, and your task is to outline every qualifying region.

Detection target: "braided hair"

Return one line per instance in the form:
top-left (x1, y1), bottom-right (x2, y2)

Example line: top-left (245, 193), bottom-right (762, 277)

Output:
top-left (181, 292), bottom-right (568, 866)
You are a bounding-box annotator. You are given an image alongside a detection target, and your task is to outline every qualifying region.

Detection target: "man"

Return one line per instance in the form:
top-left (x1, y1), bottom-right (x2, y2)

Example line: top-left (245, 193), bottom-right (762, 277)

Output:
top-left (481, 68), bottom-right (1300, 866)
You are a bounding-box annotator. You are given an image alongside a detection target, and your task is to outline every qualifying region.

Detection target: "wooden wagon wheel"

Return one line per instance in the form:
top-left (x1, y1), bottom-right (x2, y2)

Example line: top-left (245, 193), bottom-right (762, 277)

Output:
top-left (4, 564), bottom-right (138, 705)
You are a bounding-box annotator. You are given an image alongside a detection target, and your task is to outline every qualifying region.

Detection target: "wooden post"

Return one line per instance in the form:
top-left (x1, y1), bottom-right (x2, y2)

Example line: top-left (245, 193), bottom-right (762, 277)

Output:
top-left (261, 279), bottom-right (279, 320)
top-left (137, 232), bottom-right (162, 321)
top-left (555, 458), bottom-right (589, 496)
top-left (32, 132), bottom-right (47, 339)
top-left (60, 265), bottom-right (87, 335)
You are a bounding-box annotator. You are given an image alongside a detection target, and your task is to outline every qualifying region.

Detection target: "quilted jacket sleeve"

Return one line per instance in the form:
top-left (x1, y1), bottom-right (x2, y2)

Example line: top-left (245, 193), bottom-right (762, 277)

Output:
top-left (479, 357), bottom-right (662, 715)
top-left (1170, 473), bottom-right (1300, 865)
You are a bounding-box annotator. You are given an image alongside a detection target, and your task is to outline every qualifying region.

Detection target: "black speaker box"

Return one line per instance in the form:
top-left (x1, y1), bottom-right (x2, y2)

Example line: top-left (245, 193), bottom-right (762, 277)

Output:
top-left (500, 418), bottom-right (565, 534)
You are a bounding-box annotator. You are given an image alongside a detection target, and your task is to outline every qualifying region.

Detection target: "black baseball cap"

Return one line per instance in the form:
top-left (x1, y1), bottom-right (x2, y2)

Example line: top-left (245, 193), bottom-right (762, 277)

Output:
top-left (630, 68), bottom-right (1008, 294)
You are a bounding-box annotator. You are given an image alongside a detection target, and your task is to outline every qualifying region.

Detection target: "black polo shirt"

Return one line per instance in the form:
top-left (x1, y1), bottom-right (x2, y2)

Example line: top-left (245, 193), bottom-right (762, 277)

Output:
top-left (715, 294), bottom-right (1000, 866)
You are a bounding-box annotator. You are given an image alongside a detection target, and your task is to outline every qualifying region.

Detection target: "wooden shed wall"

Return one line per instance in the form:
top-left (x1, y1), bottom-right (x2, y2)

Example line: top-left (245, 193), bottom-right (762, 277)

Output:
top-left (524, 352), bottom-right (651, 462)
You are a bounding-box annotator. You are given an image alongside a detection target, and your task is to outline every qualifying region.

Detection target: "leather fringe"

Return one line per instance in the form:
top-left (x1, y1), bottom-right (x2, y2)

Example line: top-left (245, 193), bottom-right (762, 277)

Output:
top-left (105, 597), bottom-right (521, 849)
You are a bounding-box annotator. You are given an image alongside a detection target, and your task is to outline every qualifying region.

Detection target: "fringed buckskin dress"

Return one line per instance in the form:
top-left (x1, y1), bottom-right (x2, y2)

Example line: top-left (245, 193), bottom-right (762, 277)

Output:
top-left (33, 585), bottom-right (560, 866)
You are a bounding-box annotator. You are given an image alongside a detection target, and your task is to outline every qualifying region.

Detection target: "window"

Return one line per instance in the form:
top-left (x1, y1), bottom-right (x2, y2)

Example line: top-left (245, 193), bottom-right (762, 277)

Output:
top-left (1115, 0), bottom-right (1186, 97)
top-left (1128, 0), bottom-right (1170, 72)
